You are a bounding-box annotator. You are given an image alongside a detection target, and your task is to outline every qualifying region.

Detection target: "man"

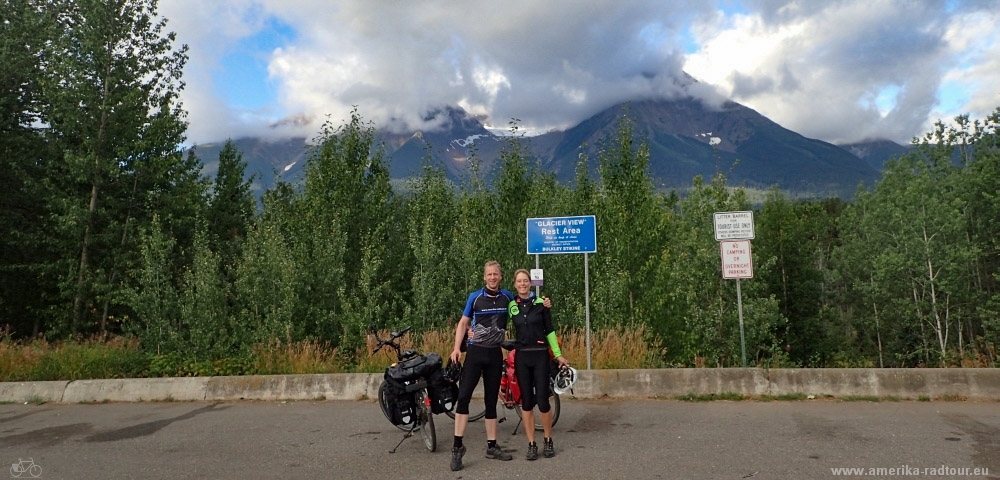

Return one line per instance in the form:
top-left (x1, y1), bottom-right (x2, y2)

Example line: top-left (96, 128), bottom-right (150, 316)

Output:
top-left (448, 261), bottom-right (550, 471)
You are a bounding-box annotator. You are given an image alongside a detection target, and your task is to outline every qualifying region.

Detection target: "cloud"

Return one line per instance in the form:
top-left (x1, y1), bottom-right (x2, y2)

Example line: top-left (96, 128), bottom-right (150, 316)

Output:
top-left (684, 0), bottom-right (1000, 144)
top-left (160, 0), bottom-right (1000, 146)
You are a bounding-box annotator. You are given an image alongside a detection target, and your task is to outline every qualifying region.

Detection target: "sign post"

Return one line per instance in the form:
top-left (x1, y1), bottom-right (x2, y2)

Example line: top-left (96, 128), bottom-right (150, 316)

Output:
top-left (527, 215), bottom-right (597, 369)
top-left (714, 212), bottom-right (754, 368)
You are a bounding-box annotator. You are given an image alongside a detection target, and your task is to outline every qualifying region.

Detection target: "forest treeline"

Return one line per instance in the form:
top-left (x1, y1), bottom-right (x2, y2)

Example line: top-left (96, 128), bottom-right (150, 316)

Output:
top-left (2, 0), bottom-right (998, 370)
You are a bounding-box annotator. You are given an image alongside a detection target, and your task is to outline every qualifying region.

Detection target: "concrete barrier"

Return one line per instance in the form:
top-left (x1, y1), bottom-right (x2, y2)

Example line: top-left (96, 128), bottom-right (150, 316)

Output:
top-left (571, 368), bottom-right (1000, 400)
top-left (0, 381), bottom-right (68, 404)
top-left (2, 369), bottom-right (998, 404)
top-left (205, 373), bottom-right (383, 402)
top-left (61, 377), bottom-right (209, 403)
top-left (762, 368), bottom-right (1000, 399)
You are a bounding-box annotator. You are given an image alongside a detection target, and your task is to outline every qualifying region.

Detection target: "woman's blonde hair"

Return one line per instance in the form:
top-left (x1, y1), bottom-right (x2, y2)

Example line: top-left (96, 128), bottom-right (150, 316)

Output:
top-left (513, 268), bottom-right (530, 280)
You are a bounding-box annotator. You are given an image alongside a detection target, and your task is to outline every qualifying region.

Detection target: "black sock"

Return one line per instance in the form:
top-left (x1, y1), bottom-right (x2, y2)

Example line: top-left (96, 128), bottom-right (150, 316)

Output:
top-left (488, 440), bottom-right (497, 449)
top-left (454, 436), bottom-right (463, 449)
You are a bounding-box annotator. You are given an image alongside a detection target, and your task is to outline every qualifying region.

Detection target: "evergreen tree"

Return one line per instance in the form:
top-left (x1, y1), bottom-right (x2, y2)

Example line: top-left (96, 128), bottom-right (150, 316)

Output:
top-left (0, 0), bottom-right (60, 338)
top-left (756, 191), bottom-right (832, 365)
top-left (205, 140), bottom-right (256, 273)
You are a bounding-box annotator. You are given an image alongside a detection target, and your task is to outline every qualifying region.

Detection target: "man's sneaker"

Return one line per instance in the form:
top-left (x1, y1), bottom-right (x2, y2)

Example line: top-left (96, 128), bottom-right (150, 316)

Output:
top-left (485, 444), bottom-right (513, 461)
top-left (526, 442), bottom-right (538, 461)
top-left (542, 438), bottom-right (555, 458)
top-left (450, 445), bottom-right (466, 471)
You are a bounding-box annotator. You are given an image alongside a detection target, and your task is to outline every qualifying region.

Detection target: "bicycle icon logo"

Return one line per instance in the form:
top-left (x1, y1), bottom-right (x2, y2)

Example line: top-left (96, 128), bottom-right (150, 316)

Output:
top-left (9, 458), bottom-right (42, 478)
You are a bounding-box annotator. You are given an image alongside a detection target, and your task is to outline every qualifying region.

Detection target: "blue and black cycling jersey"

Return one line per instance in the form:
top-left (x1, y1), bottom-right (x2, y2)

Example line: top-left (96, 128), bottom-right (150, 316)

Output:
top-left (462, 287), bottom-right (514, 348)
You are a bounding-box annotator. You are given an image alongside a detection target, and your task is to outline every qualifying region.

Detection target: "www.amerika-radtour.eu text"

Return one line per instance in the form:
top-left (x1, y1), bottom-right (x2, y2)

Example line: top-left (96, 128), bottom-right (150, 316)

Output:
top-left (830, 465), bottom-right (989, 477)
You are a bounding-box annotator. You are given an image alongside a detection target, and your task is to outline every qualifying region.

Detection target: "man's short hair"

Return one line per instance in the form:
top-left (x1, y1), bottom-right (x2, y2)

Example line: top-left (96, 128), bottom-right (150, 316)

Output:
top-left (483, 260), bottom-right (502, 275)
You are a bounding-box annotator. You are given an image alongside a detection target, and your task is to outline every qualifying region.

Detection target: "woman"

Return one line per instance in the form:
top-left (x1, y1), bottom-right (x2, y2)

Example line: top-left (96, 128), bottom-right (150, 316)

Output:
top-left (507, 268), bottom-right (570, 460)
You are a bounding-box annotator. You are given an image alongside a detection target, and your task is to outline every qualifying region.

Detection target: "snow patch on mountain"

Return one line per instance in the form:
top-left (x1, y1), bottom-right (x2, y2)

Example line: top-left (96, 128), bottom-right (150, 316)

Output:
top-left (698, 132), bottom-right (721, 146)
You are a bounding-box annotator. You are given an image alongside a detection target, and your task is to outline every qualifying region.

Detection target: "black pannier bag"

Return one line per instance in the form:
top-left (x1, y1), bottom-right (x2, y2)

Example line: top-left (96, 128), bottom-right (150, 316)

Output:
top-left (383, 381), bottom-right (416, 425)
top-left (426, 368), bottom-right (459, 414)
top-left (385, 352), bottom-right (443, 386)
top-left (383, 352), bottom-right (443, 423)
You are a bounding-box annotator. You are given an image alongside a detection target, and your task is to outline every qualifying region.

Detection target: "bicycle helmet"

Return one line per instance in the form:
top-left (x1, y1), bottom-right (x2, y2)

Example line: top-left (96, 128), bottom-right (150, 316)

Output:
top-left (552, 366), bottom-right (578, 395)
top-left (444, 359), bottom-right (462, 384)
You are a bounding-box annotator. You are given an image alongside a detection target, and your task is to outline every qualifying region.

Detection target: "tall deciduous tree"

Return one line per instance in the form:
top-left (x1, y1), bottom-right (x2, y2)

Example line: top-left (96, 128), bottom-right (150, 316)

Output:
top-left (292, 109), bottom-right (397, 346)
top-left (836, 145), bottom-right (976, 366)
top-left (593, 110), bottom-right (664, 325)
top-left (122, 215), bottom-right (180, 353)
top-left (405, 162), bottom-right (460, 328)
top-left (39, 0), bottom-right (196, 335)
top-left (960, 110), bottom-right (1000, 364)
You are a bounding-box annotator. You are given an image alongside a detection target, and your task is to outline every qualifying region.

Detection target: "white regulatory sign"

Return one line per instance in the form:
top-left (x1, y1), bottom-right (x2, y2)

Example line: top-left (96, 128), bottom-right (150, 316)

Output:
top-left (714, 211), bottom-right (755, 241)
top-left (530, 268), bottom-right (544, 286)
top-left (721, 240), bottom-right (753, 279)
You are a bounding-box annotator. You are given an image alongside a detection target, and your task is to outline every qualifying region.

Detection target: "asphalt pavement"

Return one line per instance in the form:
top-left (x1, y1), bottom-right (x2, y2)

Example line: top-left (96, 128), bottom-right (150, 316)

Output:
top-left (2, 398), bottom-right (998, 479)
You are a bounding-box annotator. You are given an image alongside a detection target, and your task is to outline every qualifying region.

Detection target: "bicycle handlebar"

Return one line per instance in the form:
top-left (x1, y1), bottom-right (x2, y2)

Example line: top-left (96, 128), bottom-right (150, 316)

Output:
top-left (391, 326), bottom-right (412, 339)
top-left (370, 325), bottom-right (413, 359)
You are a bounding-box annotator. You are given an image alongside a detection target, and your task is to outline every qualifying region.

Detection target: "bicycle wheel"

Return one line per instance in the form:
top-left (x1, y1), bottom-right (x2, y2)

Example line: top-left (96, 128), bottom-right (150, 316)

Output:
top-left (378, 381), bottom-right (412, 432)
top-left (417, 393), bottom-right (436, 452)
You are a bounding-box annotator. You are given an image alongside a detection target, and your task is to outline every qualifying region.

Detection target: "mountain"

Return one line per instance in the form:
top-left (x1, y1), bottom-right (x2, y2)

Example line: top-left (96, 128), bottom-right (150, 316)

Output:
top-left (837, 138), bottom-right (913, 171)
top-left (190, 97), bottom-right (894, 199)
top-left (534, 98), bottom-right (879, 197)
top-left (193, 136), bottom-right (309, 196)
top-left (379, 106), bottom-right (504, 180)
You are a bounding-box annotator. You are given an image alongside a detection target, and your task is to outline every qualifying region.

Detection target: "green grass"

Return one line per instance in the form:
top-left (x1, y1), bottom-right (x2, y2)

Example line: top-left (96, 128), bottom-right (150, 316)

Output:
top-left (757, 392), bottom-right (808, 401)
top-left (839, 395), bottom-right (888, 402)
top-left (937, 394), bottom-right (968, 402)
top-left (676, 392), bottom-right (749, 402)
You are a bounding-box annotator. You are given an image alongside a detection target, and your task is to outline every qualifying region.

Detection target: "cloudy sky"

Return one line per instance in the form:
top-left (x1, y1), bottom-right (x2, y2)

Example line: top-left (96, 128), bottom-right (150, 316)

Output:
top-left (158, 0), bottom-right (1000, 147)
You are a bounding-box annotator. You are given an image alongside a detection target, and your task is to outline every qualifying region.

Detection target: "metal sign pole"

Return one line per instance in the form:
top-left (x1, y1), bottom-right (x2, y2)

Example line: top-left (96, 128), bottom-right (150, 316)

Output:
top-left (737, 278), bottom-right (746, 368)
top-left (585, 252), bottom-right (591, 370)
top-left (534, 254), bottom-right (540, 297)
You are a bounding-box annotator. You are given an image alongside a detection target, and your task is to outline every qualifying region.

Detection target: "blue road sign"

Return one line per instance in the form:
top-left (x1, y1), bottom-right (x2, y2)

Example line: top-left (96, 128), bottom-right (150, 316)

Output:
top-left (526, 215), bottom-right (597, 254)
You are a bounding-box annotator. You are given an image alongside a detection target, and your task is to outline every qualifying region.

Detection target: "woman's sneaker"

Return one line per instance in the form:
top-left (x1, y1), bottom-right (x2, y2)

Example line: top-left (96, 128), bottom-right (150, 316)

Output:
top-left (526, 442), bottom-right (539, 461)
top-left (543, 438), bottom-right (555, 458)
top-left (450, 445), bottom-right (466, 471)
top-left (485, 445), bottom-right (512, 461)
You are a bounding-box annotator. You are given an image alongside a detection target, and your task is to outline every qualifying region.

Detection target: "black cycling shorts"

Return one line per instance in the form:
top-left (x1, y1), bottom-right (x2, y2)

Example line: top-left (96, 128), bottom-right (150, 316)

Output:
top-left (455, 344), bottom-right (503, 419)
top-left (514, 348), bottom-right (552, 412)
